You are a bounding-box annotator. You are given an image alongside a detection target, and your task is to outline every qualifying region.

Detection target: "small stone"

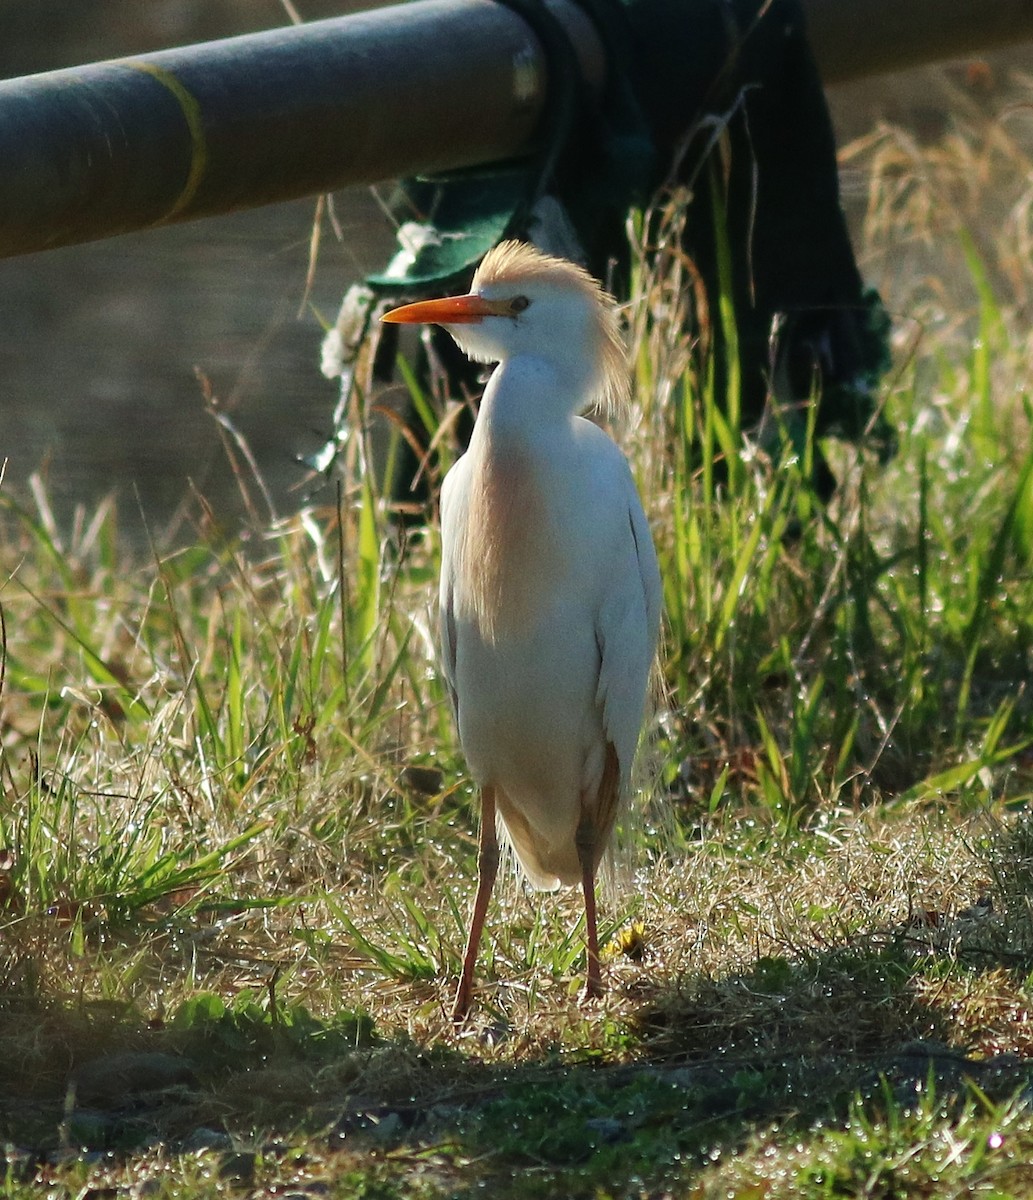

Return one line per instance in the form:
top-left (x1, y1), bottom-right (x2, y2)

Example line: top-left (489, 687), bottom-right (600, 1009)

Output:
top-left (370, 1112), bottom-right (404, 1143)
top-left (72, 1052), bottom-right (196, 1108)
top-left (218, 1151), bottom-right (256, 1185)
top-left (48, 1145), bottom-right (109, 1167)
top-left (182, 1127), bottom-right (233, 1153)
top-left (584, 1116), bottom-right (627, 1144)
top-left (60, 1109), bottom-right (115, 1149)
top-left (400, 765), bottom-right (444, 796)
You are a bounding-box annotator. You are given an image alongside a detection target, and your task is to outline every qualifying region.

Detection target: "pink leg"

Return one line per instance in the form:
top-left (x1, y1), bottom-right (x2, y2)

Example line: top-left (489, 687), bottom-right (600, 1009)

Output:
top-left (453, 786), bottom-right (498, 1022)
top-left (576, 814), bottom-right (603, 1000)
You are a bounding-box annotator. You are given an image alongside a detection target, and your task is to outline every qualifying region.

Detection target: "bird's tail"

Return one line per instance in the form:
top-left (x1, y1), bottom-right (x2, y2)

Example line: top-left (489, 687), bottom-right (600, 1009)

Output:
top-left (494, 786), bottom-right (565, 891)
top-left (494, 745), bottom-right (623, 893)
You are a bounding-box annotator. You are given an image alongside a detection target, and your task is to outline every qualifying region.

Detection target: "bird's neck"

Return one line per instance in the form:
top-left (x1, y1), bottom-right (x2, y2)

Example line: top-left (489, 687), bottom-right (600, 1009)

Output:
top-left (457, 355), bottom-right (575, 643)
top-left (475, 354), bottom-right (590, 448)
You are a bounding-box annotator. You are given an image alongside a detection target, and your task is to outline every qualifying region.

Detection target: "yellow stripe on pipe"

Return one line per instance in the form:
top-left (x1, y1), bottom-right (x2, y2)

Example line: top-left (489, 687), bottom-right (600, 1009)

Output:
top-left (125, 61), bottom-right (208, 221)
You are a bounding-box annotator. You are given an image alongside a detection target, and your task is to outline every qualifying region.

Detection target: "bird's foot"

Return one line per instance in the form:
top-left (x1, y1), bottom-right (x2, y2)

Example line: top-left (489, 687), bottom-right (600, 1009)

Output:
top-left (451, 980), bottom-right (474, 1024)
top-left (581, 974), bottom-right (604, 1004)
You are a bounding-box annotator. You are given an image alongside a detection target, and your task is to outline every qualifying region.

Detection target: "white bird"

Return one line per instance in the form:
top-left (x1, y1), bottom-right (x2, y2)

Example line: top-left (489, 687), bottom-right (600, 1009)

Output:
top-left (382, 241), bottom-right (661, 1020)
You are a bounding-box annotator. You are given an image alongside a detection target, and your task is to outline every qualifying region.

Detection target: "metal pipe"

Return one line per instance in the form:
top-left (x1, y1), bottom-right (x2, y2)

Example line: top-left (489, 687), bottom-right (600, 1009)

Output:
top-left (0, 0), bottom-right (603, 258)
top-left (804, 0), bottom-right (1033, 82)
top-left (0, 0), bottom-right (1030, 260)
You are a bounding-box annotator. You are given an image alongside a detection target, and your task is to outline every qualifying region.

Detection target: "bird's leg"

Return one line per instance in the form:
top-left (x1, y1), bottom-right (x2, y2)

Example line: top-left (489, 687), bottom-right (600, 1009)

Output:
top-left (575, 811), bottom-right (603, 1001)
top-left (453, 785), bottom-right (499, 1022)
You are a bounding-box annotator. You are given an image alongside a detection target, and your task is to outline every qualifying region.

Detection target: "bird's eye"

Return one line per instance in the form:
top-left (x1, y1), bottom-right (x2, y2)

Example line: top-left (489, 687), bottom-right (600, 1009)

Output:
top-left (509, 295), bottom-right (531, 315)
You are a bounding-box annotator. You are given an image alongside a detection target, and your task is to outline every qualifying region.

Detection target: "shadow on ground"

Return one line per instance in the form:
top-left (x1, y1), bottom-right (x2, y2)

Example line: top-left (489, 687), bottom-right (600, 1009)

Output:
top-left (3, 911), bottom-right (1033, 1196)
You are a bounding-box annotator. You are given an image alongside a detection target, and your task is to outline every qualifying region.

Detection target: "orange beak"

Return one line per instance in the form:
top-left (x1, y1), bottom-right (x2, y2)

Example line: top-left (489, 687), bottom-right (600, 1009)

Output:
top-left (380, 294), bottom-right (508, 326)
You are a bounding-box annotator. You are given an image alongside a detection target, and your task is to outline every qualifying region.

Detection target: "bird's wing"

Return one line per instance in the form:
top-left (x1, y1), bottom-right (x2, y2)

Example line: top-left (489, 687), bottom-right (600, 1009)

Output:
top-left (438, 457), bottom-right (470, 722)
top-left (593, 474), bottom-right (662, 794)
top-left (440, 584), bottom-right (459, 722)
top-left (628, 488), bottom-right (663, 656)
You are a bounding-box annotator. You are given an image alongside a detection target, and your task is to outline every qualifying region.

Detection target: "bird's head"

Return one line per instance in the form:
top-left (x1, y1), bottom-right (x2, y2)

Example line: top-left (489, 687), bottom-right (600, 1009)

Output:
top-left (381, 241), bottom-right (629, 415)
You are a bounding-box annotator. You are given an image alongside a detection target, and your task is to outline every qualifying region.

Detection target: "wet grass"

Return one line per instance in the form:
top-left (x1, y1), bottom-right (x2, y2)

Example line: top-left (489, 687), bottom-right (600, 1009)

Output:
top-left (2, 91), bottom-right (1033, 1196)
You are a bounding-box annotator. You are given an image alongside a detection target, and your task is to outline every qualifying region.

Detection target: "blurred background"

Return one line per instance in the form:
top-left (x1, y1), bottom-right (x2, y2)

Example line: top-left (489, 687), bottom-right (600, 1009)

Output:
top-left (0, 1), bottom-right (1030, 544)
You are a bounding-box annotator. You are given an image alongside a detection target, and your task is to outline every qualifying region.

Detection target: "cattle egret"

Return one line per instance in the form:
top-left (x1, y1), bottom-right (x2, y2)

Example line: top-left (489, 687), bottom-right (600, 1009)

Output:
top-left (382, 241), bottom-right (661, 1020)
